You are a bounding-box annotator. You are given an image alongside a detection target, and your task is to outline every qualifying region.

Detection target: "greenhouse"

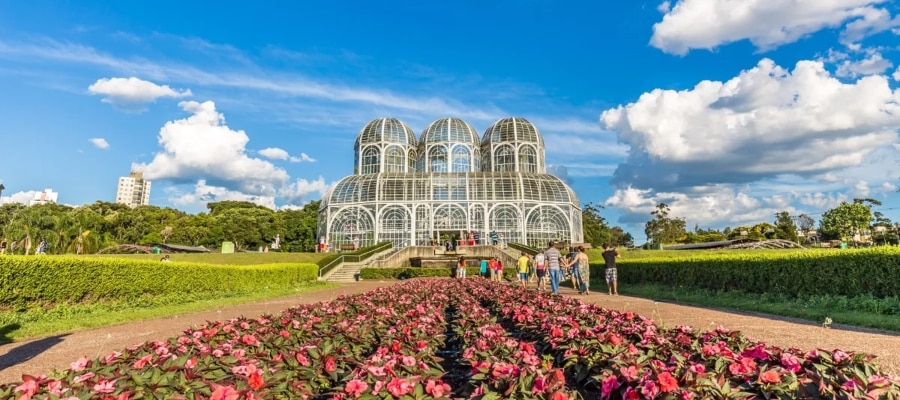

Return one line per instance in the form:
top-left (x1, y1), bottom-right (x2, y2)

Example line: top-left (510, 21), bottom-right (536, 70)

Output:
top-left (317, 117), bottom-right (583, 250)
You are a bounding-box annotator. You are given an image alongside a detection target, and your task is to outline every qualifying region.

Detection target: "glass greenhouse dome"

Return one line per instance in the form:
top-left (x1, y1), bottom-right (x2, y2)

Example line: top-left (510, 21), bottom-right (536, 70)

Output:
top-left (318, 117), bottom-right (583, 250)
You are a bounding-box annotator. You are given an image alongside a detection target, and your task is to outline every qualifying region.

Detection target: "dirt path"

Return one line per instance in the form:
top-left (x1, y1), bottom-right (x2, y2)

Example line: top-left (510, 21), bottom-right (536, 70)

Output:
top-left (1, 280), bottom-right (898, 385)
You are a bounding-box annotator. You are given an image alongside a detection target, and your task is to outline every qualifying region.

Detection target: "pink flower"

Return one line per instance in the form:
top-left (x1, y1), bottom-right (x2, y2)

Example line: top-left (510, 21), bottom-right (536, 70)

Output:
top-left (103, 351), bottom-right (122, 365)
top-left (248, 371), bottom-right (265, 390)
top-left (619, 365), bottom-right (639, 381)
top-left (425, 379), bottom-right (450, 398)
top-left (601, 375), bottom-right (620, 398)
top-left (532, 375), bottom-right (547, 393)
top-left (841, 380), bottom-right (860, 391)
top-left (71, 356), bottom-right (89, 371)
top-left (13, 379), bottom-right (38, 400)
top-left (780, 353), bottom-right (801, 373)
top-left (185, 357), bottom-right (197, 369)
top-left (401, 356), bottom-right (416, 366)
top-left (241, 334), bottom-right (259, 346)
top-left (296, 352), bottom-right (310, 366)
top-left (210, 385), bottom-right (239, 400)
top-left (73, 372), bottom-right (96, 384)
top-left (324, 356), bottom-right (337, 372)
top-left (387, 377), bottom-right (412, 397)
top-left (641, 380), bottom-right (660, 398)
top-left (345, 380), bottom-right (368, 398)
top-left (833, 350), bottom-right (849, 363)
top-left (279, 330), bottom-right (290, 338)
top-left (759, 370), bottom-right (782, 384)
top-left (680, 390), bottom-right (695, 400)
top-left (93, 380), bottom-right (116, 394)
top-left (133, 354), bottom-right (152, 369)
top-left (47, 380), bottom-right (63, 395)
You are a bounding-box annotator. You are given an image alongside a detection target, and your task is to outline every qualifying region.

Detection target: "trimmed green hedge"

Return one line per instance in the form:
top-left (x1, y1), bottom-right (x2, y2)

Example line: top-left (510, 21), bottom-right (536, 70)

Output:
top-left (600, 247), bottom-right (900, 298)
top-left (0, 256), bottom-right (318, 308)
top-left (360, 267), bottom-right (519, 280)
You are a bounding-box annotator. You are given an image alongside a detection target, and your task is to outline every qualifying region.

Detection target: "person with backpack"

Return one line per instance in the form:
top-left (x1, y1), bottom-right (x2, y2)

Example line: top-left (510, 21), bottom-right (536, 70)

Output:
top-left (543, 241), bottom-right (563, 294)
top-left (533, 251), bottom-right (547, 291)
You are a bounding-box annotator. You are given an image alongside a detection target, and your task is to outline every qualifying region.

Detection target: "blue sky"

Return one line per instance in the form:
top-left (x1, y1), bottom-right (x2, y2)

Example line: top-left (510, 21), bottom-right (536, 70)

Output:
top-left (1, 0), bottom-right (899, 240)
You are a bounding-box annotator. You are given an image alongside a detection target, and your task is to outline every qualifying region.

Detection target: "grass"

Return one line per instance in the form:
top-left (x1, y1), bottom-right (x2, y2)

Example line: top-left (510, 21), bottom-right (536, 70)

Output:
top-left (0, 282), bottom-right (338, 344)
top-left (89, 251), bottom-right (329, 265)
top-left (583, 248), bottom-right (806, 261)
top-left (617, 282), bottom-right (900, 333)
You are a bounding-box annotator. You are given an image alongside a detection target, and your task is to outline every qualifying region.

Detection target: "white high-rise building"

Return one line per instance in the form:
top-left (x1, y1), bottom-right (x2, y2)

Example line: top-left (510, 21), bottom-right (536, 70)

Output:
top-left (115, 171), bottom-right (151, 207)
top-left (30, 189), bottom-right (59, 206)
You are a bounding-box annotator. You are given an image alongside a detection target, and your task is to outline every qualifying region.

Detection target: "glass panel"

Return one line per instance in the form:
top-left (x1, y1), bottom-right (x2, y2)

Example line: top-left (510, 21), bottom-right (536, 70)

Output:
top-left (429, 145), bottom-right (447, 172)
top-left (384, 146), bottom-right (404, 173)
top-left (494, 144), bottom-right (515, 172)
top-left (525, 205), bottom-right (571, 248)
top-left (362, 146), bottom-right (380, 174)
top-left (451, 145), bottom-right (471, 172)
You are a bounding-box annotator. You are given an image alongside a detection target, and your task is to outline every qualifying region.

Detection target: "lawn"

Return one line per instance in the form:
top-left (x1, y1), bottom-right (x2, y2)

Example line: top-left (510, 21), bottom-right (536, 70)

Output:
top-left (90, 251), bottom-right (329, 265)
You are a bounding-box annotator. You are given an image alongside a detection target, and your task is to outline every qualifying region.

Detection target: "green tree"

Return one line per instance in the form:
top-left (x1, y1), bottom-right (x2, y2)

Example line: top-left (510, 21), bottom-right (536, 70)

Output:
top-left (773, 211), bottom-right (799, 243)
top-left (820, 200), bottom-right (875, 244)
top-left (644, 203), bottom-right (687, 245)
top-left (582, 203), bottom-right (611, 247)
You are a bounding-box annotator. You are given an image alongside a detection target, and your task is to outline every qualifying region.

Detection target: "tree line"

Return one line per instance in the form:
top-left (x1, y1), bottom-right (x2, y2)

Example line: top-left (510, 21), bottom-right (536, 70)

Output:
top-left (641, 199), bottom-right (898, 246)
top-left (0, 200), bottom-right (320, 254)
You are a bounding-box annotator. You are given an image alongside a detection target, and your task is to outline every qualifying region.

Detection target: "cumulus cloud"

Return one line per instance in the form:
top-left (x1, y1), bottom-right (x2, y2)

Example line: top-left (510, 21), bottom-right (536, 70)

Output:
top-left (258, 147), bottom-right (289, 160)
top-left (257, 147), bottom-right (317, 163)
top-left (134, 100), bottom-right (289, 196)
top-left (600, 58), bottom-right (900, 192)
top-left (88, 77), bottom-right (191, 110)
top-left (278, 176), bottom-right (333, 204)
top-left (835, 51), bottom-right (893, 77)
top-left (0, 190), bottom-right (40, 205)
top-left (546, 165), bottom-right (573, 184)
top-left (651, 0), bottom-right (894, 55)
top-left (605, 185), bottom-right (800, 228)
top-left (88, 137), bottom-right (110, 149)
top-left (290, 153), bottom-right (316, 163)
top-left (169, 180), bottom-right (276, 209)
top-left (893, 66), bottom-right (900, 81)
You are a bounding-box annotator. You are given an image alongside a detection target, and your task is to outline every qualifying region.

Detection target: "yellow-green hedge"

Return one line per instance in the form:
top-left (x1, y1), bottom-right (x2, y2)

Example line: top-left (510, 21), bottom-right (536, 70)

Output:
top-left (598, 247), bottom-right (900, 298)
top-left (0, 256), bottom-right (318, 307)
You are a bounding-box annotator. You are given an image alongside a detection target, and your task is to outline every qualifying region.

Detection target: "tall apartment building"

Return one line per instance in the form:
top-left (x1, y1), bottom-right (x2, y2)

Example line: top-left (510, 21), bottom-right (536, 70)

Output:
top-left (30, 188), bottom-right (59, 206)
top-left (115, 171), bottom-right (151, 207)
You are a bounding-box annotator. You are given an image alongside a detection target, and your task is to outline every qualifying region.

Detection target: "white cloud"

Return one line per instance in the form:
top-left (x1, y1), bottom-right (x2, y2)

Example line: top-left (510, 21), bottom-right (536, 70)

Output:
top-left (656, 1), bottom-right (671, 13)
top-left (840, 5), bottom-right (900, 46)
top-left (258, 147), bottom-right (289, 160)
top-left (893, 66), bottom-right (900, 81)
top-left (169, 180), bottom-right (275, 209)
top-left (88, 77), bottom-right (191, 109)
top-left (289, 153), bottom-right (316, 163)
top-left (0, 190), bottom-right (40, 205)
top-left (600, 58), bottom-right (900, 192)
top-left (278, 176), bottom-right (333, 204)
top-left (835, 51), bottom-right (893, 77)
top-left (134, 100), bottom-right (289, 196)
top-left (605, 185), bottom-right (798, 228)
top-left (258, 147), bottom-right (316, 163)
top-left (88, 137), bottom-right (109, 149)
top-left (651, 0), bottom-right (893, 55)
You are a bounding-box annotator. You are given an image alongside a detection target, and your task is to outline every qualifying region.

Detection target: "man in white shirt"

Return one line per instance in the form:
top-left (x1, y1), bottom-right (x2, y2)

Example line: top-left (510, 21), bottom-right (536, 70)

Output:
top-left (543, 242), bottom-right (563, 294)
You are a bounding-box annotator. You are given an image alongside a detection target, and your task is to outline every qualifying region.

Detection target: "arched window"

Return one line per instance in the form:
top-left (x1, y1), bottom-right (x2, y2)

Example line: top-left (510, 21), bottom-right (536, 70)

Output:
top-left (519, 145), bottom-right (538, 173)
top-left (525, 206), bottom-right (570, 248)
top-left (429, 145), bottom-right (448, 173)
top-left (451, 145), bottom-right (471, 172)
top-left (361, 147), bottom-right (380, 174)
top-left (494, 144), bottom-right (515, 172)
top-left (379, 206), bottom-right (411, 248)
top-left (384, 146), bottom-right (404, 173)
top-left (408, 149), bottom-right (417, 172)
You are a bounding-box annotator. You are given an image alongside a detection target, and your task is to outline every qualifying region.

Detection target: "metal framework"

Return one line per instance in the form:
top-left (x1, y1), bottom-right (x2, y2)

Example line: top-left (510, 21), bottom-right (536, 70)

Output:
top-left (320, 117), bottom-right (583, 250)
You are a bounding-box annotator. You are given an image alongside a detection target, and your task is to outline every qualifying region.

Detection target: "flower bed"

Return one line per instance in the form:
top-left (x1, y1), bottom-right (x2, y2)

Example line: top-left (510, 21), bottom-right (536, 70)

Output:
top-left (4, 279), bottom-right (900, 399)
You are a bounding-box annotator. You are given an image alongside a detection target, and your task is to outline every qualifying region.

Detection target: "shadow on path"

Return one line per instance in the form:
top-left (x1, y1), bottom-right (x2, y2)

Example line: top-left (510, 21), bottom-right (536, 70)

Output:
top-left (0, 333), bottom-right (71, 371)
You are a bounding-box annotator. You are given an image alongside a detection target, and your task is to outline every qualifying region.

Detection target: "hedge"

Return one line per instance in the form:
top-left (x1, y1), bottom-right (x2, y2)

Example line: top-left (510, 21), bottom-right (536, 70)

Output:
top-left (316, 241), bottom-right (393, 269)
top-left (0, 256), bottom-right (319, 308)
top-left (599, 247), bottom-right (900, 298)
top-left (360, 267), bottom-right (519, 280)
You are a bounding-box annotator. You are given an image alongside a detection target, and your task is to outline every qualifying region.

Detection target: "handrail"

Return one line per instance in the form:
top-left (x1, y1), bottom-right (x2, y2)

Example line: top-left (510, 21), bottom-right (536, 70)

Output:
top-left (318, 242), bottom-right (393, 278)
top-left (508, 242), bottom-right (541, 255)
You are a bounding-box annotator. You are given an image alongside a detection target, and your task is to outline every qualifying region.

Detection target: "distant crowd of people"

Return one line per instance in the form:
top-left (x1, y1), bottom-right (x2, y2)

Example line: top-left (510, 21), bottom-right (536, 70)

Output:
top-left (456, 242), bottom-right (620, 295)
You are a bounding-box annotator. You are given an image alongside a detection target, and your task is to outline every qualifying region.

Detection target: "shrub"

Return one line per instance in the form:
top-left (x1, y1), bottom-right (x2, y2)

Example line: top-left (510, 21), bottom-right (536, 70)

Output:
top-left (0, 256), bottom-right (318, 308)
top-left (598, 247), bottom-right (900, 298)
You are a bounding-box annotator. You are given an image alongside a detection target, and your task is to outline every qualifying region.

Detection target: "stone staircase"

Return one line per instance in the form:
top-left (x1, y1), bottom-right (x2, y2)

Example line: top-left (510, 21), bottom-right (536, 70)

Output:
top-left (323, 261), bottom-right (366, 283)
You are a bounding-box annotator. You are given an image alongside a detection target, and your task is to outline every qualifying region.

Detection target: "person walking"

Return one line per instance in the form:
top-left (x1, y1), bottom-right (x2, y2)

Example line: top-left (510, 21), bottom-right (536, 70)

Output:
top-left (544, 242), bottom-right (563, 294)
top-left (456, 256), bottom-right (467, 279)
top-left (533, 251), bottom-right (547, 291)
top-left (566, 247), bottom-right (578, 289)
top-left (565, 246), bottom-right (590, 294)
top-left (480, 258), bottom-right (489, 278)
top-left (602, 244), bottom-right (620, 296)
top-left (517, 252), bottom-right (530, 289)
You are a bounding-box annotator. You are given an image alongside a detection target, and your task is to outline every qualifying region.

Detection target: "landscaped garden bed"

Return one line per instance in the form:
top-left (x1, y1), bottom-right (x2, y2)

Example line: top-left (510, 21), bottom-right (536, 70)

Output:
top-left (3, 279), bottom-right (899, 399)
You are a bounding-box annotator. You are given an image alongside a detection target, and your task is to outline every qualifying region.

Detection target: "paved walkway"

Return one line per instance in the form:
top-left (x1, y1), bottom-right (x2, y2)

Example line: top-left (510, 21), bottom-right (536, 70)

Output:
top-left (1, 279), bottom-right (898, 384)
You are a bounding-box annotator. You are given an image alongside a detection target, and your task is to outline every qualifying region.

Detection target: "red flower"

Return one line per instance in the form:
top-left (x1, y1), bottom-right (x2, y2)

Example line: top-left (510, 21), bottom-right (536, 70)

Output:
top-left (324, 356), bottom-right (337, 372)
top-left (387, 377), bottom-right (412, 397)
top-left (296, 352), bottom-right (310, 366)
top-left (241, 334), bottom-right (259, 346)
top-left (601, 375), bottom-right (620, 398)
top-left (608, 334), bottom-right (623, 345)
top-left (184, 357), bottom-right (197, 369)
top-left (657, 372), bottom-right (678, 393)
top-left (132, 354), bottom-right (152, 369)
top-left (248, 371), bottom-right (265, 390)
top-left (13, 378), bottom-right (38, 400)
top-left (759, 370), bottom-right (782, 384)
top-left (550, 391), bottom-right (569, 400)
top-left (780, 353), bottom-right (801, 373)
top-left (345, 379), bottom-right (368, 398)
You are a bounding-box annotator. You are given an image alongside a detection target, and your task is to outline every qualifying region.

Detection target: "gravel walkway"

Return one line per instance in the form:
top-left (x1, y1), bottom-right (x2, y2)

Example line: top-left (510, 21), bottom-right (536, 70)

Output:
top-left (1, 279), bottom-right (897, 385)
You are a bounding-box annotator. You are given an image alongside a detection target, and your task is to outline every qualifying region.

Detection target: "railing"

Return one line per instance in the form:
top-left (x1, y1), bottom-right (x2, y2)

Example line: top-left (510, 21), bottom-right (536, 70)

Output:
top-left (317, 241), bottom-right (393, 279)
top-left (507, 242), bottom-right (541, 255)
